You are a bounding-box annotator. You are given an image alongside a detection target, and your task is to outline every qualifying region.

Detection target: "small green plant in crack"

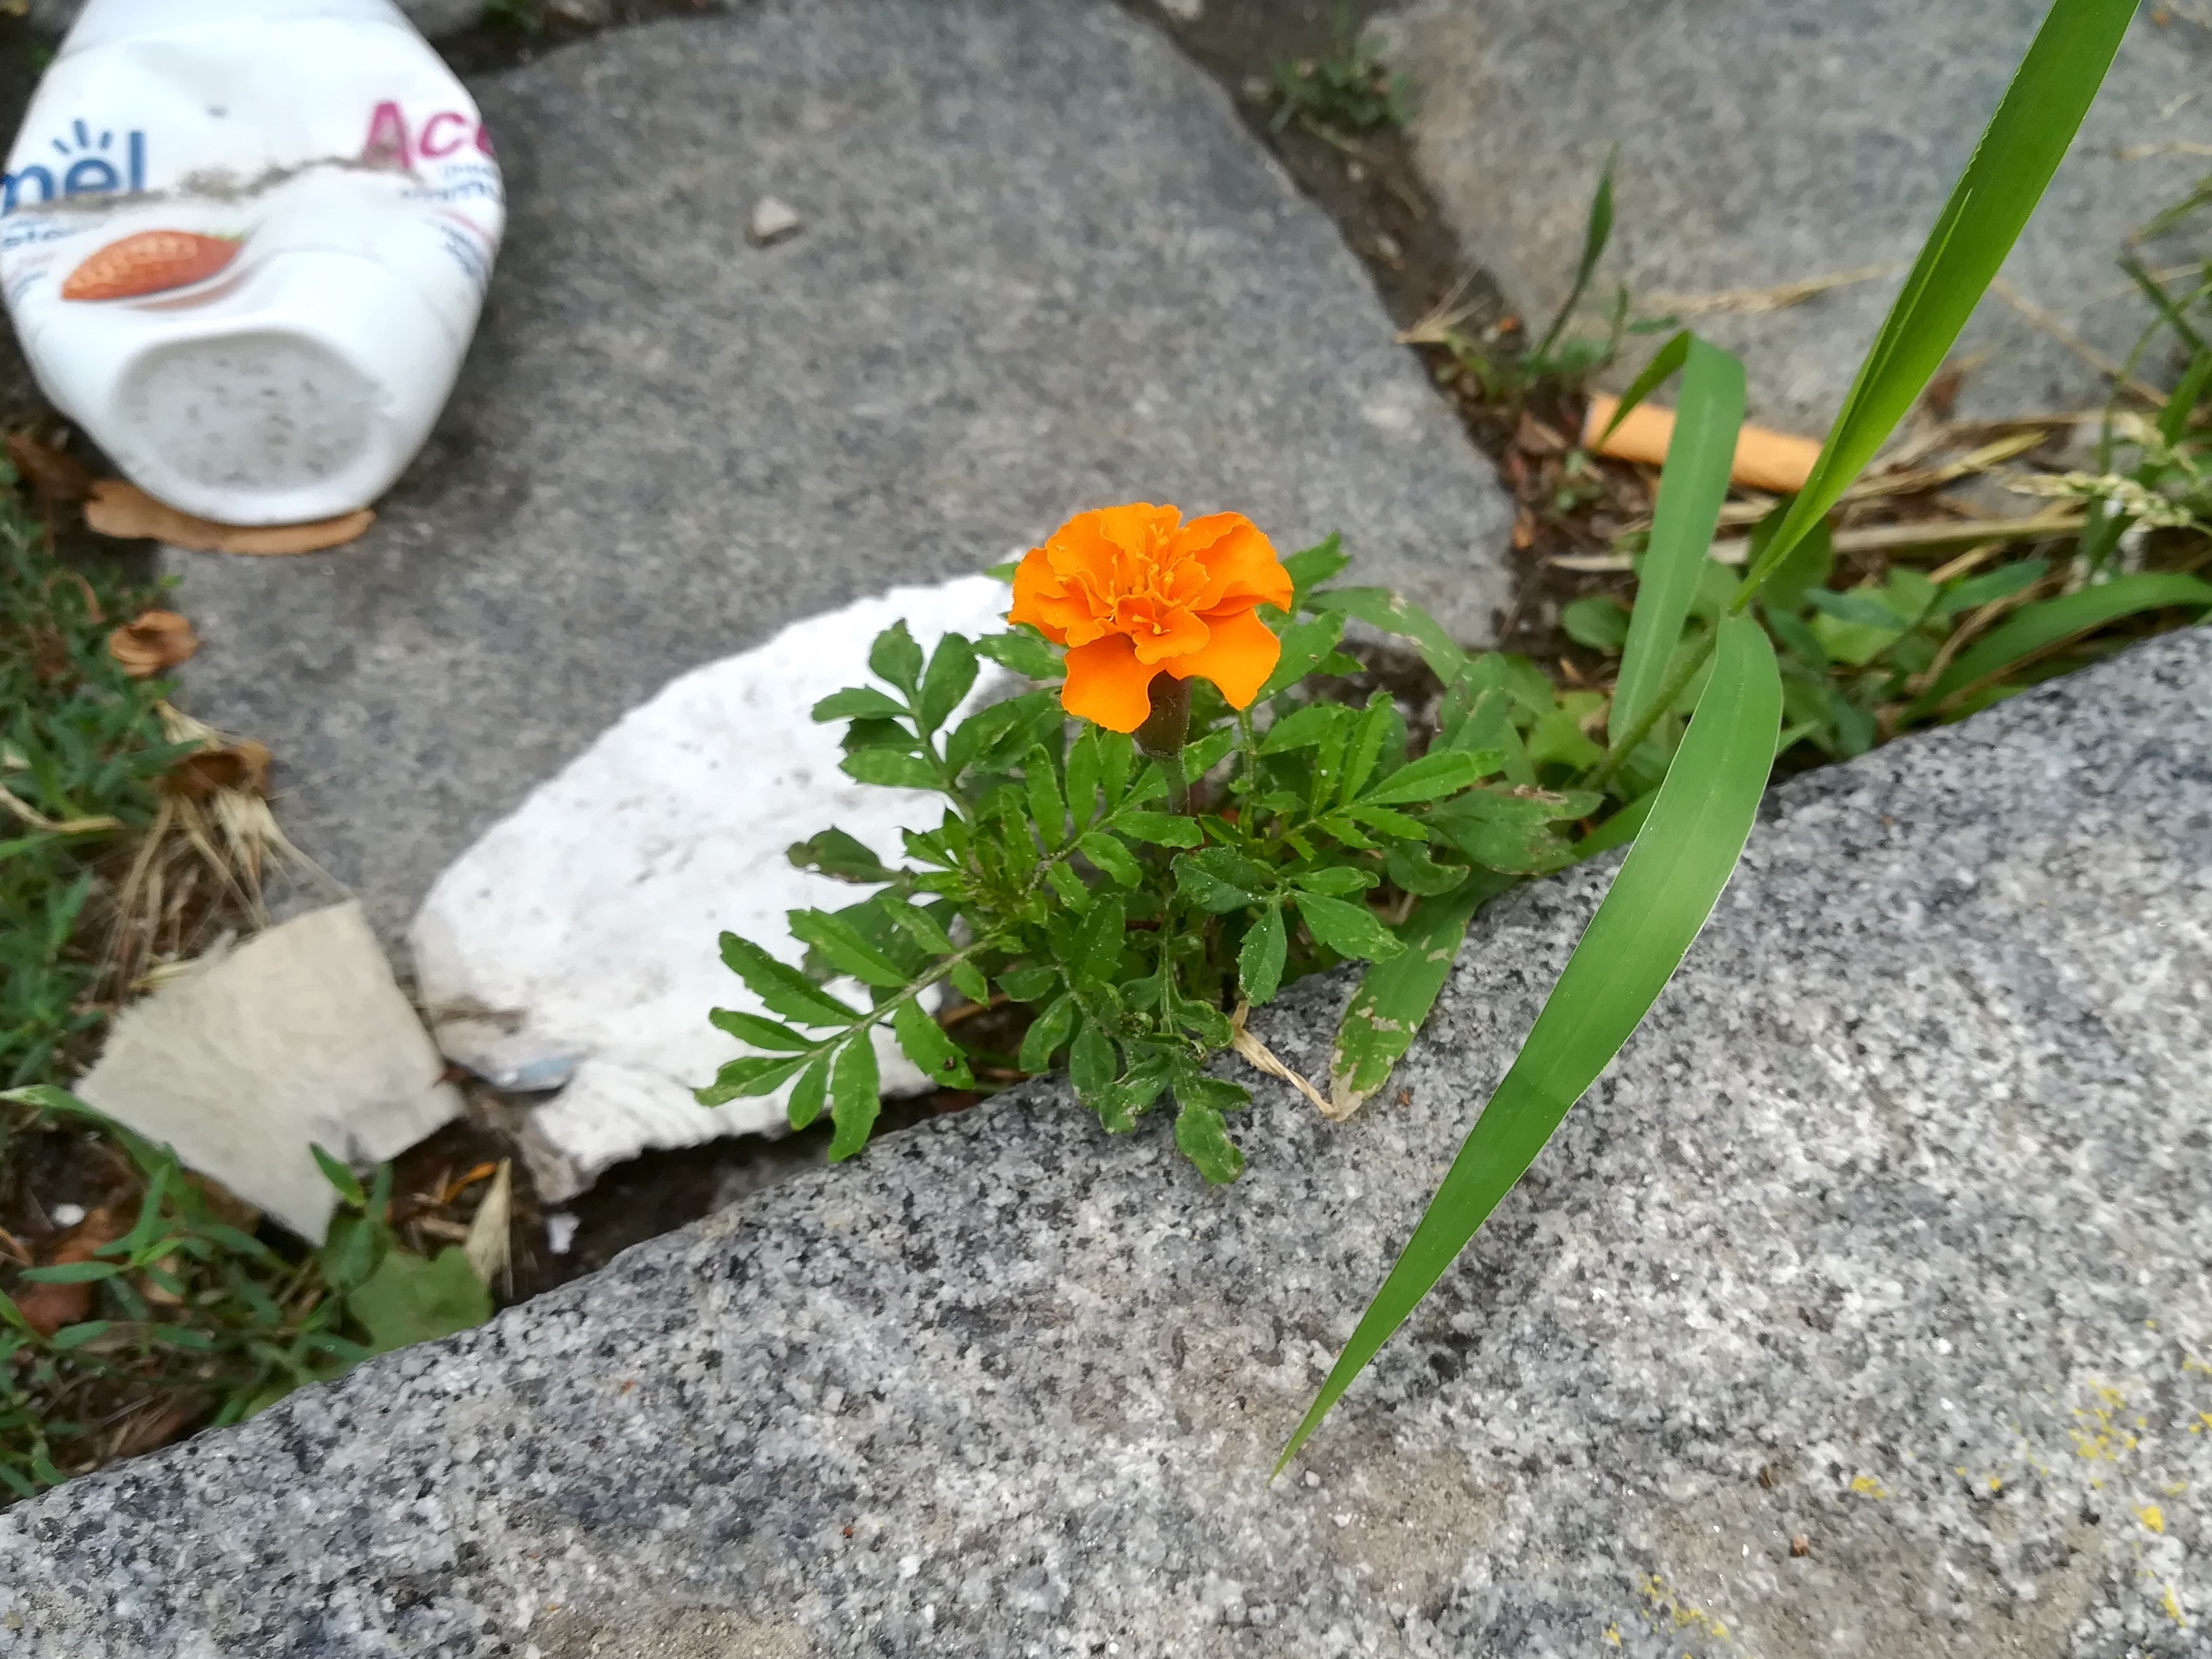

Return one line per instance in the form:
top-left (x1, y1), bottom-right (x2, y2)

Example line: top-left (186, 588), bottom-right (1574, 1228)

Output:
top-left (1270, 9), bottom-right (1409, 140)
top-left (0, 1087), bottom-right (490, 1500)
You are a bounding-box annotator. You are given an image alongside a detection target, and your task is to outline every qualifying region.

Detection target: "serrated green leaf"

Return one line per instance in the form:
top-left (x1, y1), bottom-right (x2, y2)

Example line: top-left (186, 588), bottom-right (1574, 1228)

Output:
top-left (1023, 746), bottom-right (1067, 850)
top-left (1114, 809), bottom-right (1203, 847)
top-left (949, 960), bottom-right (990, 1003)
top-left (1260, 611), bottom-right (1349, 699)
top-left (1295, 892), bottom-right (1403, 962)
top-left (1360, 749), bottom-right (1490, 806)
top-left (1338, 804), bottom-right (1428, 842)
top-left (48, 1321), bottom-right (114, 1350)
top-left (1174, 848), bottom-right (1269, 913)
top-left (787, 1054), bottom-right (831, 1129)
top-left (787, 909), bottom-right (911, 989)
top-left (1069, 1022), bottom-right (1118, 1102)
top-left (695, 1051), bottom-right (813, 1104)
top-left (1176, 727), bottom-right (1239, 784)
top-left (788, 827), bottom-right (897, 885)
top-left (718, 933), bottom-right (863, 1027)
top-left (1282, 533), bottom-right (1349, 605)
top-left (1285, 614), bottom-right (1779, 1471)
top-left (1063, 730), bottom-right (1102, 829)
top-left (947, 690), bottom-right (1062, 776)
top-left (707, 1009), bottom-right (816, 1052)
top-left (1330, 876), bottom-right (1510, 1115)
top-left (1338, 693), bottom-right (1395, 806)
top-left (1291, 866), bottom-right (1377, 896)
top-left (1171, 1074), bottom-right (1248, 1184)
top-left (840, 749), bottom-right (941, 791)
top-left (998, 966), bottom-right (1059, 1001)
top-left (1077, 830), bottom-right (1142, 886)
top-left (868, 620), bottom-right (925, 694)
top-left (1307, 588), bottom-right (1468, 680)
top-left (1044, 858), bottom-right (1094, 912)
top-left (812, 686), bottom-right (910, 723)
top-left (1017, 993), bottom-right (1079, 1073)
top-left (880, 899), bottom-right (957, 957)
top-left (1077, 895), bottom-right (1128, 980)
top-left (916, 634), bottom-right (980, 732)
top-left (1383, 840), bottom-right (1476, 896)
top-left (828, 1036), bottom-right (882, 1160)
top-left (1260, 702), bottom-right (1348, 754)
top-left (975, 629), bottom-right (1063, 680)
top-left (1238, 903), bottom-right (1287, 1004)
top-left (893, 998), bottom-right (974, 1088)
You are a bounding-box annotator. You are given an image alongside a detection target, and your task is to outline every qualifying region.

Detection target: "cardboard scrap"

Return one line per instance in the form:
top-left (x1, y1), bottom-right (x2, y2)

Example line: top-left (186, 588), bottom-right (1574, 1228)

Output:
top-left (75, 901), bottom-right (461, 1239)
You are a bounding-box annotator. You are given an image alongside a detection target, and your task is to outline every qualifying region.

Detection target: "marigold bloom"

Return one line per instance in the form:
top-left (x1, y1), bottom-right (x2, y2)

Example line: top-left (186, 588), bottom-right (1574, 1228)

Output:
top-left (1008, 504), bottom-right (1294, 733)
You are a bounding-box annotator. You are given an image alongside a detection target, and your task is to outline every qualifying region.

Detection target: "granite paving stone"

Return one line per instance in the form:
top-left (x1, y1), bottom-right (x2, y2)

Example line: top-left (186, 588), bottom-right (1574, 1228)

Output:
top-left (4, 626), bottom-right (2207, 1655)
top-left (148, 0), bottom-right (1514, 941)
top-left (1389, 0), bottom-right (2212, 432)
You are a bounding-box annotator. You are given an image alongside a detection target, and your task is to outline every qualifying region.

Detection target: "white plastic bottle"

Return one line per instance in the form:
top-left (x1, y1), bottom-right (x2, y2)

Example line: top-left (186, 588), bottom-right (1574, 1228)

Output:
top-left (1, 0), bottom-right (504, 526)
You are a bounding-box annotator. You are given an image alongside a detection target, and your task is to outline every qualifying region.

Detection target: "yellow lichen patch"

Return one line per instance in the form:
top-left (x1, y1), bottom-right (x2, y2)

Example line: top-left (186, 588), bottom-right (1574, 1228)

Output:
top-left (1604, 1624), bottom-right (1622, 1647)
top-left (1850, 1474), bottom-right (1890, 1500)
top-left (2070, 1385), bottom-right (2140, 1463)
top-left (2137, 1504), bottom-right (2167, 1533)
top-left (1640, 1575), bottom-right (1731, 1642)
top-left (1989, 1475), bottom-right (2004, 1492)
top-left (2164, 1582), bottom-right (2188, 1628)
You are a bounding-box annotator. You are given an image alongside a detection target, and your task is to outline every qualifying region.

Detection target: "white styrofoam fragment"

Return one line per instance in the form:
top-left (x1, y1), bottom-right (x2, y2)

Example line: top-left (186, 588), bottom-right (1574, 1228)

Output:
top-left (409, 572), bottom-right (1019, 1199)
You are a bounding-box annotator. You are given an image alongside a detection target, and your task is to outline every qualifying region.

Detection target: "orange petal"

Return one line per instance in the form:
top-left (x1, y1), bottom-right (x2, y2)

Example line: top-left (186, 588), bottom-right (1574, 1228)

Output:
top-left (1091, 501), bottom-right (1182, 561)
top-left (1061, 634), bottom-right (1160, 732)
top-left (1163, 604), bottom-right (1281, 709)
top-left (1127, 602), bottom-right (1210, 666)
top-left (1176, 513), bottom-right (1293, 614)
top-left (1006, 547), bottom-right (1071, 644)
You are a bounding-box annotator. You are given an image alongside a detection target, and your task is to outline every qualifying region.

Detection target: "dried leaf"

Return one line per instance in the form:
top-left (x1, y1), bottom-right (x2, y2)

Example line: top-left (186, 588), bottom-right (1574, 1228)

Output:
top-left (5, 432), bottom-right (96, 504)
top-left (108, 609), bottom-right (200, 678)
top-left (16, 1206), bottom-right (123, 1338)
top-left (85, 480), bottom-right (374, 556)
top-left (164, 739), bottom-right (273, 801)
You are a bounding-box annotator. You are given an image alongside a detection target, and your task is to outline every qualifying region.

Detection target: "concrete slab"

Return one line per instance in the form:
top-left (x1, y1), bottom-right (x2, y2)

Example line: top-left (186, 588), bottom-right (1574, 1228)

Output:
top-left (1392, 0), bottom-right (2212, 432)
top-left (8, 626), bottom-right (2208, 1655)
top-left (158, 0), bottom-right (1514, 942)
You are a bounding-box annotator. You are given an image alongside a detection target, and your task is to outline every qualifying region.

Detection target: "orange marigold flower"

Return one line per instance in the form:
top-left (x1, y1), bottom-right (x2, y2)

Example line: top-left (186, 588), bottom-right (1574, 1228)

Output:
top-left (1007, 504), bottom-right (1294, 733)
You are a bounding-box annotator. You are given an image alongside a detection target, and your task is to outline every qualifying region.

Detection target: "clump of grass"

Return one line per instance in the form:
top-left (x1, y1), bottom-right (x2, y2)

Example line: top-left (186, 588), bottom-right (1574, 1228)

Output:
top-left (0, 461), bottom-right (190, 1090)
top-left (1270, 9), bottom-right (1408, 139)
top-left (0, 455), bottom-right (496, 1498)
top-left (0, 1087), bottom-right (489, 1498)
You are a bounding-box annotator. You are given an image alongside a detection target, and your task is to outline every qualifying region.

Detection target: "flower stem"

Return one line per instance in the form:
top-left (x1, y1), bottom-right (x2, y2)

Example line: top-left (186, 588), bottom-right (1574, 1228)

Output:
top-left (1136, 674), bottom-right (1193, 815)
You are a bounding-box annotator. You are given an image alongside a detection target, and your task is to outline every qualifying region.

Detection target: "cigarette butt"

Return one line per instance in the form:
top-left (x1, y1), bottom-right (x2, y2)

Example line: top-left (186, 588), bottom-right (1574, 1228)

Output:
top-left (1583, 394), bottom-right (1824, 496)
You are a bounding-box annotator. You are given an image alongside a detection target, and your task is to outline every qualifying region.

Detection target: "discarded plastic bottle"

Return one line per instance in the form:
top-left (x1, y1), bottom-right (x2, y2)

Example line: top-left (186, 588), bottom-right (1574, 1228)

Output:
top-left (0, 0), bottom-right (504, 527)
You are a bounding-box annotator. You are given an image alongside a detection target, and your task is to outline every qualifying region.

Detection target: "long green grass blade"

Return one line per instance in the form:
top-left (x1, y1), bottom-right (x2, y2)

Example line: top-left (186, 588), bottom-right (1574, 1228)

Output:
top-left (1914, 571), bottom-right (2212, 712)
top-left (1743, 0), bottom-right (2142, 595)
top-left (1280, 617), bottom-right (1781, 1471)
top-left (1595, 330), bottom-right (1690, 447)
top-left (1609, 337), bottom-right (1745, 744)
top-left (1532, 153), bottom-right (1616, 365)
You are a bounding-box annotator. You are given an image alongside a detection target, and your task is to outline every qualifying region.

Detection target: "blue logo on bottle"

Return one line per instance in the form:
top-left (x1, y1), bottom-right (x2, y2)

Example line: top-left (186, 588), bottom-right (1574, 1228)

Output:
top-left (3, 120), bottom-right (148, 215)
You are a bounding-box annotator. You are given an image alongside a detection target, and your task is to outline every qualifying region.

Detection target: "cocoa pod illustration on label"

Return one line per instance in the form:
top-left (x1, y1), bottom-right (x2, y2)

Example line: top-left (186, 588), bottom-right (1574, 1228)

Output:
top-left (62, 231), bottom-right (242, 302)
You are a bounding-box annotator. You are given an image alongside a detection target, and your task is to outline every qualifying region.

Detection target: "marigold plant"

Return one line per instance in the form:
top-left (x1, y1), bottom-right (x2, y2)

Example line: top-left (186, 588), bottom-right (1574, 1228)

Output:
top-left (697, 507), bottom-right (1587, 1180)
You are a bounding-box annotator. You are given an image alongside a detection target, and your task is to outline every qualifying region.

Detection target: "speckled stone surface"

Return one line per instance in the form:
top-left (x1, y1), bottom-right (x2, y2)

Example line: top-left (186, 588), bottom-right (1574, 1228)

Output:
top-left (6, 629), bottom-right (2211, 1656)
top-left (152, 0), bottom-right (1513, 942)
top-left (1390, 0), bottom-right (2212, 431)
